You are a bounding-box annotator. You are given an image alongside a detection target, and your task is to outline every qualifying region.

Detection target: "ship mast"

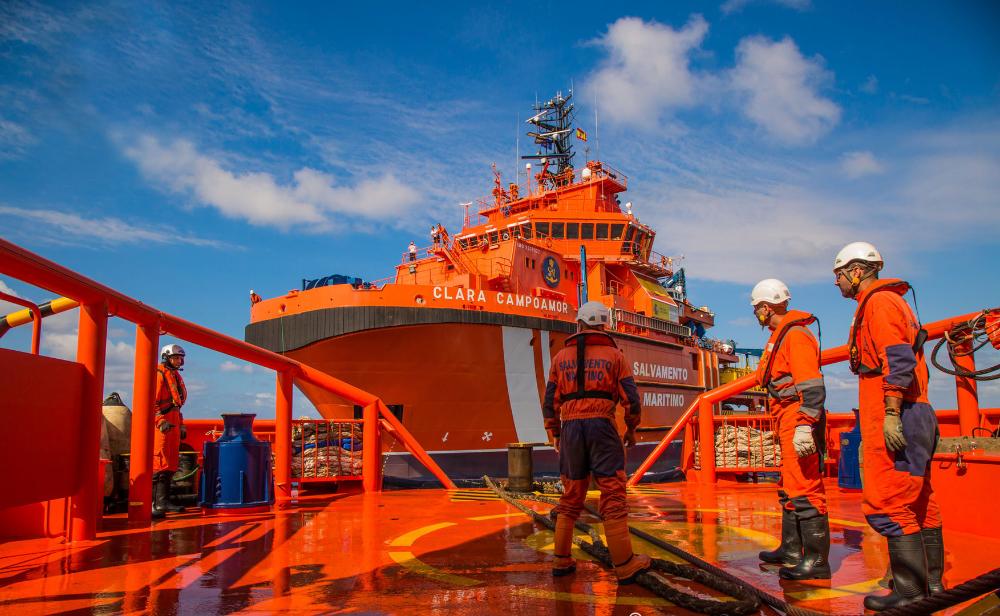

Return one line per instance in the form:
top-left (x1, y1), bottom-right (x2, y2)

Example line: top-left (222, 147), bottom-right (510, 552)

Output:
top-left (522, 91), bottom-right (575, 190)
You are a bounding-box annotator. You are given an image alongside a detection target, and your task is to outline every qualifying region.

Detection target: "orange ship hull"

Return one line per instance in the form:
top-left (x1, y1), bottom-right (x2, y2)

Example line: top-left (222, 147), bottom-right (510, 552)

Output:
top-left (249, 308), bottom-right (706, 482)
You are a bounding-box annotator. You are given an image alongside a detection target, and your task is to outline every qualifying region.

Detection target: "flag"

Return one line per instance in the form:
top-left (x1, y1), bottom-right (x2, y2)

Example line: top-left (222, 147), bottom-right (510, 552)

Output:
top-left (576, 127), bottom-right (587, 142)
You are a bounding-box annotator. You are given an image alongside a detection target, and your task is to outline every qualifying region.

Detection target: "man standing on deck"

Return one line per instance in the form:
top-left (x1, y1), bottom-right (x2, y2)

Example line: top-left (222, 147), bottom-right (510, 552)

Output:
top-left (834, 241), bottom-right (944, 610)
top-left (408, 241), bottom-right (417, 261)
top-left (542, 301), bottom-right (651, 584)
top-left (750, 279), bottom-right (830, 580)
top-left (153, 343), bottom-right (188, 519)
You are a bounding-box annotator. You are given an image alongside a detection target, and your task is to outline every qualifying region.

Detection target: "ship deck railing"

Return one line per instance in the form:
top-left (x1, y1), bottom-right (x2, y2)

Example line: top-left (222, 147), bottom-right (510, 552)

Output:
top-left (610, 308), bottom-right (691, 338)
top-left (629, 307), bottom-right (999, 486)
top-left (0, 238), bottom-right (457, 543)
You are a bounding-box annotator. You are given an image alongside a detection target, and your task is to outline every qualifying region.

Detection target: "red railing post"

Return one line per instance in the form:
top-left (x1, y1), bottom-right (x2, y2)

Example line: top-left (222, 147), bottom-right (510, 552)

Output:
top-left (71, 300), bottom-right (107, 541)
top-left (362, 402), bottom-right (381, 492)
top-left (0, 291), bottom-right (42, 354)
top-left (128, 321), bottom-right (158, 523)
top-left (953, 338), bottom-right (980, 435)
top-left (275, 370), bottom-right (294, 500)
top-left (697, 397), bottom-right (716, 483)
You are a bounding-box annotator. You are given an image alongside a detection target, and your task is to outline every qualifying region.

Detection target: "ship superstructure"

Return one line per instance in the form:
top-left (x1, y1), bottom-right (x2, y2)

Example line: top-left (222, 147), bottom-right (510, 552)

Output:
top-left (246, 92), bottom-right (737, 481)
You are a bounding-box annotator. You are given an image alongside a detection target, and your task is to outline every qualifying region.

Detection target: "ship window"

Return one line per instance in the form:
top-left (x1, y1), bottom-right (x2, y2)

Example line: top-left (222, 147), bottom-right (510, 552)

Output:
top-left (532, 259), bottom-right (536, 268)
top-left (581, 223), bottom-right (594, 239)
top-left (521, 223), bottom-right (532, 239)
top-left (625, 226), bottom-right (635, 241)
top-left (525, 257), bottom-right (531, 268)
top-left (458, 238), bottom-right (468, 250)
top-left (535, 222), bottom-right (549, 238)
top-left (551, 222), bottom-right (564, 239)
top-left (512, 226), bottom-right (521, 238)
top-left (387, 404), bottom-right (404, 423)
top-left (611, 224), bottom-right (625, 240)
top-left (566, 223), bottom-right (579, 239)
top-left (596, 224), bottom-right (609, 240)
top-left (488, 231), bottom-right (499, 245)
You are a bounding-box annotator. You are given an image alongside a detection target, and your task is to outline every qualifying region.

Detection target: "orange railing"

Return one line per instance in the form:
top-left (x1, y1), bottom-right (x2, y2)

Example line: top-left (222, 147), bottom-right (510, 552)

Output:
top-left (0, 290), bottom-right (41, 355)
top-left (629, 310), bottom-right (987, 486)
top-left (0, 238), bottom-right (456, 542)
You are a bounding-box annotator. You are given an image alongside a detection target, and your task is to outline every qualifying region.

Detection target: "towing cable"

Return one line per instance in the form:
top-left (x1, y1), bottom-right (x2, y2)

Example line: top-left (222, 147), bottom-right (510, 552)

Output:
top-left (485, 476), bottom-right (1000, 615)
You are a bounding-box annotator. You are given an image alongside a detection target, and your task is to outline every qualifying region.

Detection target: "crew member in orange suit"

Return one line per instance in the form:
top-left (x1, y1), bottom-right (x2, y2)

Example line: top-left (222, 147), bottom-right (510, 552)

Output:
top-left (834, 242), bottom-right (944, 610)
top-left (153, 343), bottom-right (188, 519)
top-left (751, 279), bottom-right (830, 580)
top-left (542, 301), bottom-right (651, 584)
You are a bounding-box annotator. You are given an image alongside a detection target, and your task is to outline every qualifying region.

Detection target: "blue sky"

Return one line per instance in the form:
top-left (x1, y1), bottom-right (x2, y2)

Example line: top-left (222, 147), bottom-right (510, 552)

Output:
top-left (1, 0), bottom-right (998, 417)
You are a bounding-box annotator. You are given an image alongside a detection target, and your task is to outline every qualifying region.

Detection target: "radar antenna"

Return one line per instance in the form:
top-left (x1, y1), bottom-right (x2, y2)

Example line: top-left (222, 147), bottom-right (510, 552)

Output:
top-left (522, 90), bottom-right (575, 189)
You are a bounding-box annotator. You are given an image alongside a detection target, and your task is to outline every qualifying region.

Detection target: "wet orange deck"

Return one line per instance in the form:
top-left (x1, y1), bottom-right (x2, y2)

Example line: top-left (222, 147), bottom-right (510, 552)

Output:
top-left (1, 479), bottom-right (995, 615)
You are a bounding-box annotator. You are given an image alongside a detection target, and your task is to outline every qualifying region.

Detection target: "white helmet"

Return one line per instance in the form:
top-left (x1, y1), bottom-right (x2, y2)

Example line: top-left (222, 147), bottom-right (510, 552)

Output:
top-left (576, 301), bottom-right (610, 326)
top-left (750, 279), bottom-right (791, 306)
top-left (834, 241), bottom-right (883, 271)
top-left (160, 343), bottom-right (186, 361)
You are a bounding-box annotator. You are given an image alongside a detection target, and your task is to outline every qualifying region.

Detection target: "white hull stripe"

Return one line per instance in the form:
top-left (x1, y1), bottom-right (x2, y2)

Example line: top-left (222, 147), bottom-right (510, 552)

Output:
top-left (502, 326), bottom-right (549, 443)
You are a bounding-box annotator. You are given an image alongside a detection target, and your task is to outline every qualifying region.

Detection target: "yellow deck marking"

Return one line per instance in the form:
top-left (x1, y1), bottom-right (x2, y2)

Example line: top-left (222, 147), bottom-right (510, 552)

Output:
top-left (785, 576), bottom-right (884, 601)
top-left (468, 513), bottom-right (529, 521)
top-left (388, 522), bottom-right (456, 547)
top-left (515, 587), bottom-right (672, 606)
top-left (387, 551), bottom-right (480, 587)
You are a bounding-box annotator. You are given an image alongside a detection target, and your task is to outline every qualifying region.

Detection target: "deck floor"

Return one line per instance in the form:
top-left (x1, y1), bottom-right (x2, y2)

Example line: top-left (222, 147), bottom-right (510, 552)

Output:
top-left (1, 479), bottom-right (995, 615)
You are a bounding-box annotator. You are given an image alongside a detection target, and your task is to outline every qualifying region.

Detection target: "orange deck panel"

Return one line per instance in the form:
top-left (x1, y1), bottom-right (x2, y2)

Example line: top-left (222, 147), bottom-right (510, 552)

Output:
top-left (1, 479), bottom-right (995, 615)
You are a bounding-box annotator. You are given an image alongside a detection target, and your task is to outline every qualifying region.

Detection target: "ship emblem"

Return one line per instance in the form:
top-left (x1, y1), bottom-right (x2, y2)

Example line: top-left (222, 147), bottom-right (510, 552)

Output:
top-left (542, 256), bottom-right (560, 288)
top-left (482, 431), bottom-right (493, 442)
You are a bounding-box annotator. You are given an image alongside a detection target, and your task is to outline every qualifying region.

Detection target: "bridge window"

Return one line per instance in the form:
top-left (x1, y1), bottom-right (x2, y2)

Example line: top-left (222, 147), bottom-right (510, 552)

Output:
top-left (488, 231), bottom-right (499, 245)
top-left (566, 223), bottom-right (579, 239)
top-left (581, 223), bottom-right (594, 239)
top-left (596, 224), bottom-right (609, 240)
top-left (521, 223), bottom-right (532, 239)
top-left (611, 224), bottom-right (625, 240)
top-left (535, 222), bottom-right (549, 238)
top-left (625, 226), bottom-right (635, 241)
top-left (512, 226), bottom-right (521, 238)
top-left (551, 222), bottom-right (564, 239)
top-left (458, 238), bottom-right (468, 249)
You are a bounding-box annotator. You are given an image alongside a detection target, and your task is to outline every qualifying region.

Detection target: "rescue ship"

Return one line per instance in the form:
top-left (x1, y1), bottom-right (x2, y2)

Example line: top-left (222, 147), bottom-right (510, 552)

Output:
top-left (245, 92), bottom-right (747, 482)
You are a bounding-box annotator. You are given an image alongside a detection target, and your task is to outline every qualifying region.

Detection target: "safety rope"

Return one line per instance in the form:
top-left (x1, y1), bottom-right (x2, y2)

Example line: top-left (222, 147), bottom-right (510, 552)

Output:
top-left (484, 476), bottom-right (762, 616)
top-left (930, 310), bottom-right (1000, 382)
top-left (877, 567), bottom-right (1000, 616)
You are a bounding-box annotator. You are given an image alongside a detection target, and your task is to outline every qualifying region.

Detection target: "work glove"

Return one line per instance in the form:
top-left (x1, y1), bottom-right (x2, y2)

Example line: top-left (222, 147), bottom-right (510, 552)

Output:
top-left (180, 425), bottom-right (187, 440)
top-left (792, 425), bottom-right (817, 457)
top-left (623, 428), bottom-right (637, 448)
top-left (883, 413), bottom-right (907, 452)
top-left (157, 421), bottom-right (174, 434)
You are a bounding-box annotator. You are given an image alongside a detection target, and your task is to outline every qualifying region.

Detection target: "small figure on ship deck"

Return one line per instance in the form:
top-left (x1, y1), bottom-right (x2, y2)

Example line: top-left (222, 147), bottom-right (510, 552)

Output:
top-left (834, 241), bottom-right (945, 610)
top-left (153, 343), bottom-right (188, 519)
top-left (542, 301), bottom-right (651, 584)
top-left (408, 241), bottom-right (417, 261)
top-left (750, 278), bottom-right (831, 580)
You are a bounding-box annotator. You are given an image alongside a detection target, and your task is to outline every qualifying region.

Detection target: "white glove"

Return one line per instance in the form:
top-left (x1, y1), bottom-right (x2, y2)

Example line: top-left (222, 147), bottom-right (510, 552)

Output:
top-left (792, 425), bottom-right (817, 457)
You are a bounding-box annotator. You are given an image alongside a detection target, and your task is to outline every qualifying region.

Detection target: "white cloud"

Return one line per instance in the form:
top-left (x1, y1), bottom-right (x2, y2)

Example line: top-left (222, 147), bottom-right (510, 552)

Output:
top-left (730, 36), bottom-right (841, 144)
top-left (0, 204), bottom-right (231, 249)
top-left (840, 151), bottom-right (885, 178)
top-left (220, 360), bottom-right (253, 374)
top-left (123, 135), bottom-right (424, 230)
top-left (254, 392), bottom-right (275, 407)
top-left (0, 118), bottom-right (37, 159)
top-left (721, 0), bottom-right (810, 15)
top-left (583, 16), bottom-right (709, 126)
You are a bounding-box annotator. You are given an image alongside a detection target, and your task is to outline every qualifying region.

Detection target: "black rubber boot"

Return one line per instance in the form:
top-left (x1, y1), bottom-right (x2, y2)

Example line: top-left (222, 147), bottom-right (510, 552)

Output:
top-left (864, 533), bottom-right (928, 611)
top-left (151, 473), bottom-right (167, 519)
top-left (779, 515), bottom-right (831, 580)
top-left (759, 509), bottom-right (802, 565)
top-left (161, 471), bottom-right (185, 513)
top-left (922, 527), bottom-right (945, 594)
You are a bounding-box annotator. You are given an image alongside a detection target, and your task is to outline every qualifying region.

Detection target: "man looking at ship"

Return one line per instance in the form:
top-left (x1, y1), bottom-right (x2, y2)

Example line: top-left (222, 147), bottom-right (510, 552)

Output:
top-left (750, 279), bottom-right (830, 580)
top-left (833, 241), bottom-right (944, 610)
top-left (542, 301), bottom-right (651, 584)
top-left (153, 343), bottom-right (188, 519)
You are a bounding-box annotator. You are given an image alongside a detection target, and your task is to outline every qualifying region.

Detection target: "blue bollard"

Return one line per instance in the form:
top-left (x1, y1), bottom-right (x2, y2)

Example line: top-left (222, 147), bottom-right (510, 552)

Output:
top-left (837, 408), bottom-right (863, 490)
top-left (200, 413), bottom-right (275, 514)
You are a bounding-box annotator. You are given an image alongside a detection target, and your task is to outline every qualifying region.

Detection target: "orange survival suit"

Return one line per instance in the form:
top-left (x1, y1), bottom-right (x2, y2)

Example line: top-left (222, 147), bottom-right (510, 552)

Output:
top-left (757, 310), bottom-right (827, 519)
top-left (542, 330), bottom-right (649, 582)
top-left (153, 363), bottom-right (187, 473)
top-left (849, 279), bottom-right (940, 537)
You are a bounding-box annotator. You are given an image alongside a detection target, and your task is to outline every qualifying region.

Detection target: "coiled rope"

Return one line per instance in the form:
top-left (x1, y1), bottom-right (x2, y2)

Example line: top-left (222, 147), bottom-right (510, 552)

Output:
top-left (930, 309), bottom-right (1000, 382)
